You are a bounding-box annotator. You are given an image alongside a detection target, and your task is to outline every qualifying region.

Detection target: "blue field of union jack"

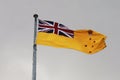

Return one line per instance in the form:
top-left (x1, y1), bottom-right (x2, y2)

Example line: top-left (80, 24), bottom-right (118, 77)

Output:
top-left (38, 19), bottom-right (74, 38)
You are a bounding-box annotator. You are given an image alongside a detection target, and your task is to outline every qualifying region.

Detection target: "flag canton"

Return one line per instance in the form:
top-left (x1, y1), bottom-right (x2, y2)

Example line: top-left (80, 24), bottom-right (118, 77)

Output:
top-left (38, 20), bottom-right (74, 38)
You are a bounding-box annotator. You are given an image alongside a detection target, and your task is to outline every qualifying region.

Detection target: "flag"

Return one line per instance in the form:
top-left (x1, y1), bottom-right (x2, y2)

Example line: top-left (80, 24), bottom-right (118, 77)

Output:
top-left (36, 19), bottom-right (106, 54)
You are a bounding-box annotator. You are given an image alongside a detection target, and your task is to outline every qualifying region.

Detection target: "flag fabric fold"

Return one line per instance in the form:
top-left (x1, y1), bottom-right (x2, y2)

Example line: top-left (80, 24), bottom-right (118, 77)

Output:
top-left (36, 19), bottom-right (106, 54)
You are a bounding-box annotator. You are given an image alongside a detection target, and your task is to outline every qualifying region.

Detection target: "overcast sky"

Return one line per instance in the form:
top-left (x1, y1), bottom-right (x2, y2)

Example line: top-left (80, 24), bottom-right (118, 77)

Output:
top-left (0, 0), bottom-right (120, 80)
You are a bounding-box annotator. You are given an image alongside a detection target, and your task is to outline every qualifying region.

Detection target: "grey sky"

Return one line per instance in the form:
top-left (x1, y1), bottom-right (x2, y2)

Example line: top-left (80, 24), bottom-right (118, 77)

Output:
top-left (0, 0), bottom-right (120, 80)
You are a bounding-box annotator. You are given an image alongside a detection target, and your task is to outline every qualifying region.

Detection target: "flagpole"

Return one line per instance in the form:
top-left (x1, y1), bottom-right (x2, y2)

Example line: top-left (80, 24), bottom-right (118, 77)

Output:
top-left (32, 14), bottom-right (38, 80)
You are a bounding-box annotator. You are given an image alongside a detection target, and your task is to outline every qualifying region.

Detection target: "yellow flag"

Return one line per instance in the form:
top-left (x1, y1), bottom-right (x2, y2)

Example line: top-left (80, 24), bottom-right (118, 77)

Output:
top-left (36, 29), bottom-right (106, 54)
top-left (36, 19), bottom-right (106, 54)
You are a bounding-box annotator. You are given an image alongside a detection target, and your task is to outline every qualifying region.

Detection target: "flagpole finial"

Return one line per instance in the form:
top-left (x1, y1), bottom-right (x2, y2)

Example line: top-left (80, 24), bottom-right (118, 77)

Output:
top-left (33, 14), bottom-right (38, 18)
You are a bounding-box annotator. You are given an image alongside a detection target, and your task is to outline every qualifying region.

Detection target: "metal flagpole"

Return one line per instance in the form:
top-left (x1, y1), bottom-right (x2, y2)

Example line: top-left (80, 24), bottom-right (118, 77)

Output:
top-left (32, 14), bottom-right (38, 80)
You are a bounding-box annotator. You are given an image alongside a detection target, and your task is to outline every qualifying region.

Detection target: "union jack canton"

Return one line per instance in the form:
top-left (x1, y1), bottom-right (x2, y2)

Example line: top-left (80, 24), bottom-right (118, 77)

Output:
top-left (38, 19), bottom-right (74, 38)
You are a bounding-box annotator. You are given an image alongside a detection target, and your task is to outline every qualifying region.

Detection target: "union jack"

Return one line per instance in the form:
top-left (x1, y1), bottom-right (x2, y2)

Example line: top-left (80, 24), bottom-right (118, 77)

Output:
top-left (38, 19), bottom-right (74, 38)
